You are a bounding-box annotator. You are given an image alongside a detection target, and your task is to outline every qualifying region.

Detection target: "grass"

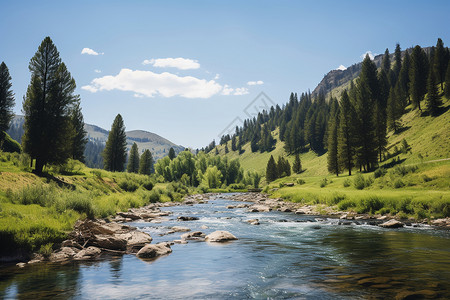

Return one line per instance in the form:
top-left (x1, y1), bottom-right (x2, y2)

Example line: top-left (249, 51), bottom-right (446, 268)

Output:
top-left (0, 153), bottom-right (190, 259)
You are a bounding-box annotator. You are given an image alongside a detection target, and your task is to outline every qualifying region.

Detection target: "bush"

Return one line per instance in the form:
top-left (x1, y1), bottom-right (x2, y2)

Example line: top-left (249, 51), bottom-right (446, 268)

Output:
top-left (394, 179), bottom-right (405, 188)
top-left (297, 179), bottom-right (305, 185)
top-left (353, 174), bottom-right (366, 190)
top-left (393, 165), bottom-right (418, 176)
top-left (338, 199), bottom-right (357, 210)
top-left (374, 168), bottom-right (387, 178)
top-left (141, 180), bottom-right (154, 191)
top-left (229, 183), bottom-right (246, 190)
top-left (422, 175), bottom-right (433, 182)
top-left (357, 197), bottom-right (383, 214)
top-left (343, 179), bottom-right (351, 187)
top-left (320, 178), bottom-right (328, 188)
top-left (38, 243), bottom-right (53, 259)
top-left (64, 193), bottom-right (94, 218)
top-left (10, 185), bottom-right (53, 206)
top-left (148, 190), bottom-right (161, 203)
top-left (118, 180), bottom-right (139, 192)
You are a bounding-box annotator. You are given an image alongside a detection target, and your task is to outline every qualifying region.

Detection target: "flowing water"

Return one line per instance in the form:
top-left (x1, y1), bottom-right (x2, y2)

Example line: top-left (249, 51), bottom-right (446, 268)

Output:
top-left (1, 194), bottom-right (450, 299)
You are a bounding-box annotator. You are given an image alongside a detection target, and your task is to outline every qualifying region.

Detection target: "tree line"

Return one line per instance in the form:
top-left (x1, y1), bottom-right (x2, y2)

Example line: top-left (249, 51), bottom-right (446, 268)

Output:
top-left (206, 38), bottom-right (449, 177)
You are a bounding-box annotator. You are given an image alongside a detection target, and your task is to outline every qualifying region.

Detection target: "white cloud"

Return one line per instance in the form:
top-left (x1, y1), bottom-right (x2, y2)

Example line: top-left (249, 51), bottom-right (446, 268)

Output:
top-left (82, 68), bottom-right (223, 99)
top-left (81, 48), bottom-right (103, 55)
top-left (336, 65), bottom-right (347, 71)
top-left (214, 74), bottom-right (220, 80)
top-left (94, 69), bottom-right (102, 73)
top-left (220, 85), bottom-right (249, 96)
top-left (142, 58), bottom-right (200, 70)
top-left (233, 87), bottom-right (249, 95)
top-left (361, 51), bottom-right (375, 60)
top-left (247, 80), bottom-right (264, 86)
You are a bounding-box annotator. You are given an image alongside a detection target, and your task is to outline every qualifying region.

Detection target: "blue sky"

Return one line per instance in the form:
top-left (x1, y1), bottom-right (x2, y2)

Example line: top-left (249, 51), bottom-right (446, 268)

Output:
top-left (1, 0), bottom-right (449, 148)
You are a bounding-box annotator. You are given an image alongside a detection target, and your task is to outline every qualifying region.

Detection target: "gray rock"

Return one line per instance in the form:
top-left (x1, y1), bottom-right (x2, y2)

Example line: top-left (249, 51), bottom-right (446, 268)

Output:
top-left (379, 219), bottom-right (404, 228)
top-left (136, 243), bottom-right (172, 259)
top-left (181, 231), bottom-right (205, 240)
top-left (90, 234), bottom-right (127, 251)
top-left (73, 246), bottom-right (101, 260)
top-left (205, 231), bottom-right (238, 242)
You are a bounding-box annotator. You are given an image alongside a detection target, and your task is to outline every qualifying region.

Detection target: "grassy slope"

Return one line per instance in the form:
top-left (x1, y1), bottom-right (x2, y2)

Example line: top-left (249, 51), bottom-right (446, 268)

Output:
top-left (0, 155), bottom-right (182, 257)
top-left (214, 95), bottom-right (450, 218)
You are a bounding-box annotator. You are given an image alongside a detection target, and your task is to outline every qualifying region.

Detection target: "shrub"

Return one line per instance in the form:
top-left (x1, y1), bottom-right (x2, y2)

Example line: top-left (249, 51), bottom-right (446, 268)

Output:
top-left (320, 178), bottom-right (328, 188)
top-left (343, 179), bottom-right (351, 187)
top-left (357, 197), bottom-right (383, 214)
top-left (353, 174), bottom-right (366, 190)
top-left (297, 179), bottom-right (305, 185)
top-left (393, 165), bottom-right (418, 176)
top-left (394, 179), bottom-right (405, 188)
top-left (39, 243), bottom-right (53, 259)
top-left (229, 183), bottom-right (246, 190)
top-left (148, 190), bottom-right (161, 203)
top-left (11, 185), bottom-right (53, 206)
top-left (338, 199), bottom-right (357, 210)
top-left (118, 180), bottom-right (139, 192)
top-left (374, 168), bottom-right (387, 178)
top-left (65, 193), bottom-right (94, 218)
top-left (422, 175), bottom-right (433, 182)
top-left (141, 180), bottom-right (154, 191)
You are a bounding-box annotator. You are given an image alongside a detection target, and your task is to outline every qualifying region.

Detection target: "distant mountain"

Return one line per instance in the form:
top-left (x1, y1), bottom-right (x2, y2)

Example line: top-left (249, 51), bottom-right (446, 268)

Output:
top-left (311, 47), bottom-right (432, 99)
top-left (6, 115), bottom-right (184, 168)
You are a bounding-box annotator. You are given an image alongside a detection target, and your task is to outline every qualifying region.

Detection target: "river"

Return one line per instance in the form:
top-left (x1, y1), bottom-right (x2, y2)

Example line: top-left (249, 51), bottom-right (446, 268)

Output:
top-left (1, 194), bottom-right (450, 299)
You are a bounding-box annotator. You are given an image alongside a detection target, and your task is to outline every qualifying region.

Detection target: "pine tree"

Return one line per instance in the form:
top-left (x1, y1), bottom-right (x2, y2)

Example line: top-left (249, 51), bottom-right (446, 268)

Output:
top-left (445, 62), bottom-right (450, 98)
top-left (382, 48), bottom-right (391, 73)
top-left (127, 142), bottom-right (140, 173)
top-left (70, 101), bottom-right (87, 162)
top-left (409, 45), bottom-right (428, 110)
top-left (139, 149), bottom-right (153, 175)
top-left (387, 87), bottom-right (401, 132)
top-left (393, 43), bottom-right (402, 78)
top-left (266, 155), bottom-right (277, 182)
top-left (338, 91), bottom-right (356, 176)
top-left (433, 38), bottom-right (446, 90)
top-left (168, 147), bottom-right (176, 160)
top-left (292, 153), bottom-right (302, 174)
top-left (327, 106), bottom-right (339, 176)
top-left (231, 135), bottom-right (237, 151)
top-left (103, 114), bottom-right (127, 172)
top-left (354, 55), bottom-right (378, 171)
top-left (426, 67), bottom-right (442, 116)
top-left (225, 144), bottom-right (229, 154)
top-left (0, 62), bottom-right (15, 142)
top-left (22, 37), bottom-right (79, 173)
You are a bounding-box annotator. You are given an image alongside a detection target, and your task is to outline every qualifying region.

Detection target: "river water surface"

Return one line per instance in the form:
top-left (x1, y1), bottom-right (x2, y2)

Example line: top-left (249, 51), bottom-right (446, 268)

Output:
top-left (1, 194), bottom-right (450, 299)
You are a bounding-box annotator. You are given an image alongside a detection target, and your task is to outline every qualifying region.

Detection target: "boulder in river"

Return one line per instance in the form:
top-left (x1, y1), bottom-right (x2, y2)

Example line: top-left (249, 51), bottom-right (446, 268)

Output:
top-left (248, 205), bottom-right (271, 212)
top-left (50, 247), bottom-right (80, 262)
top-left (117, 231), bottom-right (153, 252)
top-left (171, 226), bottom-right (191, 232)
top-left (205, 231), bottom-right (238, 242)
top-left (73, 246), bottom-right (102, 260)
top-left (181, 231), bottom-right (205, 241)
top-left (379, 219), bottom-right (404, 228)
top-left (177, 216), bottom-right (199, 221)
top-left (90, 234), bottom-right (127, 251)
top-left (246, 219), bottom-right (260, 225)
top-left (136, 243), bottom-right (172, 259)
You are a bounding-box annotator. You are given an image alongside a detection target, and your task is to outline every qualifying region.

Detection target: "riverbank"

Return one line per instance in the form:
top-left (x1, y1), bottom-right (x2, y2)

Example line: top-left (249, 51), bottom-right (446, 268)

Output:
top-left (12, 191), bottom-right (450, 269)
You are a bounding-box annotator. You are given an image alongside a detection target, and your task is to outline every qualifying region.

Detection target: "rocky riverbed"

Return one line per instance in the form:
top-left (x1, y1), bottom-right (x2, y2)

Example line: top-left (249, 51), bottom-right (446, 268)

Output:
top-left (16, 192), bottom-right (450, 268)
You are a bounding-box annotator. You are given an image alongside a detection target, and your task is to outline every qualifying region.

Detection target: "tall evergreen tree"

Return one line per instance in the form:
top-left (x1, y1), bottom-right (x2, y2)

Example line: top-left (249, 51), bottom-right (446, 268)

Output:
top-left (22, 37), bottom-right (79, 173)
top-left (292, 153), bottom-right (302, 174)
top-left (127, 142), bottom-right (140, 173)
top-left (266, 155), bottom-right (277, 182)
top-left (354, 55), bottom-right (378, 171)
top-left (231, 135), bottom-right (237, 151)
top-left (445, 62), bottom-right (450, 98)
top-left (338, 91), bottom-right (356, 175)
top-left (382, 48), bottom-right (391, 73)
top-left (225, 144), bottom-right (229, 153)
top-left (426, 66), bottom-right (442, 116)
top-left (397, 51), bottom-right (410, 107)
top-left (139, 149), bottom-right (153, 175)
top-left (70, 101), bottom-right (87, 162)
top-left (103, 114), bottom-right (127, 172)
top-left (387, 87), bottom-right (401, 132)
top-left (168, 147), bottom-right (176, 160)
top-left (433, 38), bottom-right (446, 90)
top-left (327, 111), bottom-right (339, 176)
top-left (0, 62), bottom-right (15, 142)
top-left (409, 45), bottom-right (428, 110)
top-left (393, 43), bottom-right (402, 78)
